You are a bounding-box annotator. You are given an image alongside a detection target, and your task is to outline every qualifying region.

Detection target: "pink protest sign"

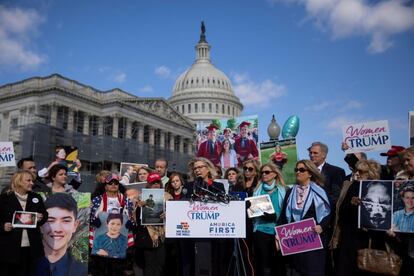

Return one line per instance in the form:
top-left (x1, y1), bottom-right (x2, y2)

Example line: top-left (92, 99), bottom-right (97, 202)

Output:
top-left (275, 218), bottom-right (323, 256)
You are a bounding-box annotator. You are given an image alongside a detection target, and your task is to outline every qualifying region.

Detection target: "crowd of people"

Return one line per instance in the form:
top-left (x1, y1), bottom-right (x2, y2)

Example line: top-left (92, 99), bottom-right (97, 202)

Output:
top-left (0, 141), bottom-right (413, 276)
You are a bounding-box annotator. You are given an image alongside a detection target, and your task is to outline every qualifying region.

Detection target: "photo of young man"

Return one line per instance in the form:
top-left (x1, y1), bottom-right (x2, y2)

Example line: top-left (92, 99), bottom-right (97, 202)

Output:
top-left (34, 193), bottom-right (87, 275)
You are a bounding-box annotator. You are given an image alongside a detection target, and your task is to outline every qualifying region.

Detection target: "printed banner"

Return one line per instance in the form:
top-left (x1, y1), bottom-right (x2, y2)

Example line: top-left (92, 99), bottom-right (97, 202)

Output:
top-left (260, 138), bottom-right (298, 185)
top-left (195, 114), bottom-right (259, 168)
top-left (165, 201), bottom-right (246, 238)
top-left (342, 120), bottom-right (391, 154)
top-left (0, 142), bottom-right (16, 167)
top-left (275, 218), bottom-right (323, 256)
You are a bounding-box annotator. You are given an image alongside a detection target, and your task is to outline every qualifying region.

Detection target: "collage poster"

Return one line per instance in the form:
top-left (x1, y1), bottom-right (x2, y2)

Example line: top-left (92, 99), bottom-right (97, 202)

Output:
top-left (260, 138), bottom-right (298, 185)
top-left (195, 114), bottom-right (260, 169)
top-left (119, 162), bottom-right (149, 185)
top-left (358, 180), bottom-right (414, 233)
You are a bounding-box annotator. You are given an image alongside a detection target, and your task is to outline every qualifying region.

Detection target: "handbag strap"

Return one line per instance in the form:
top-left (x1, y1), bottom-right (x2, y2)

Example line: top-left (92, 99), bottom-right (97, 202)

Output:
top-left (368, 238), bottom-right (372, 249)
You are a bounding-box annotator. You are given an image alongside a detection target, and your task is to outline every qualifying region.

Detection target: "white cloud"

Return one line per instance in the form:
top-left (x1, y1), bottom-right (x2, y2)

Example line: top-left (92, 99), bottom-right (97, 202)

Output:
top-left (232, 73), bottom-right (287, 107)
top-left (305, 101), bottom-right (332, 112)
top-left (0, 5), bottom-right (46, 70)
top-left (154, 65), bottom-right (172, 79)
top-left (112, 72), bottom-right (126, 83)
top-left (139, 85), bottom-right (153, 93)
top-left (339, 100), bottom-right (363, 112)
top-left (270, 0), bottom-right (414, 53)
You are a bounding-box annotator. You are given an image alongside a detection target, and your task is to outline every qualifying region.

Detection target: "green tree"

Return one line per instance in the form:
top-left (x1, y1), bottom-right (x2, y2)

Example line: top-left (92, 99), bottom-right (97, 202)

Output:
top-left (226, 118), bottom-right (237, 130)
top-left (211, 119), bottom-right (221, 130)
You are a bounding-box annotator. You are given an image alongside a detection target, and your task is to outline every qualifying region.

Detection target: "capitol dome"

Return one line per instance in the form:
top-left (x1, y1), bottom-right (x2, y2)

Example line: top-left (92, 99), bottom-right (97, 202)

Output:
top-left (169, 22), bottom-right (243, 127)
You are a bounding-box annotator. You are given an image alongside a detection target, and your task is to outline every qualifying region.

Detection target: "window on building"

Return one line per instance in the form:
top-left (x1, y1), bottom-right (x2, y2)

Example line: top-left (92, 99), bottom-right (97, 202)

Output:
top-left (209, 103), bottom-right (212, 113)
top-left (103, 116), bottom-right (113, 136)
top-left (74, 111), bottom-right (84, 133)
top-left (89, 116), bottom-right (99, 136)
top-left (188, 104), bottom-right (191, 114)
top-left (202, 103), bottom-right (205, 113)
top-left (131, 122), bottom-right (139, 140)
top-left (195, 103), bottom-right (198, 113)
top-left (10, 117), bottom-right (18, 130)
top-left (57, 106), bottom-right (69, 129)
top-left (232, 107), bottom-right (235, 116)
top-left (39, 105), bottom-right (51, 125)
top-left (143, 125), bottom-right (149, 143)
top-left (227, 105), bottom-right (230, 115)
top-left (222, 104), bottom-right (225, 114)
top-left (118, 117), bottom-right (126, 139)
top-left (182, 105), bottom-right (184, 113)
top-left (216, 103), bottom-right (219, 113)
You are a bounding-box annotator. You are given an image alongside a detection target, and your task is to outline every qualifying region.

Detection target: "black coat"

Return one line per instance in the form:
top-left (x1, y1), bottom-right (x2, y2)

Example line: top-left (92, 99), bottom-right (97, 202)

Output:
top-left (0, 191), bottom-right (48, 264)
top-left (321, 163), bottom-right (346, 205)
top-left (184, 180), bottom-right (225, 200)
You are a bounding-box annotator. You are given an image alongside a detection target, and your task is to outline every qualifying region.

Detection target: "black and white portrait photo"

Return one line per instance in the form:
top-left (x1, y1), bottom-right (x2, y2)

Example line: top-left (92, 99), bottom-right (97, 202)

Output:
top-left (359, 180), bottom-right (393, 231)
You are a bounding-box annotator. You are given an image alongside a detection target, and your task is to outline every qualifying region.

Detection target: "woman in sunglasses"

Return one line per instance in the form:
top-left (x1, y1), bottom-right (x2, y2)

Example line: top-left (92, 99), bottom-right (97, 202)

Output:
top-left (252, 163), bottom-right (288, 276)
top-left (279, 160), bottom-right (331, 276)
top-left (242, 159), bottom-right (260, 197)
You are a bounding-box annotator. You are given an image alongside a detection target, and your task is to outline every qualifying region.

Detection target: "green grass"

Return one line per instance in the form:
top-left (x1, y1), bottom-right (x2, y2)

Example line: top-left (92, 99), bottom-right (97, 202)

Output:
top-left (260, 144), bottom-right (298, 185)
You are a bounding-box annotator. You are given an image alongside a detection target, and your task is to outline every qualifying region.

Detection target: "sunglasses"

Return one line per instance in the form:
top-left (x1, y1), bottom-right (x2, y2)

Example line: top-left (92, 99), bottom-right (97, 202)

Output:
top-left (261, 170), bottom-right (274, 175)
top-left (106, 181), bottom-right (119, 186)
top-left (243, 167), bottom-right (254, 172)
top-left (294, 168), bottom-right (307, 173)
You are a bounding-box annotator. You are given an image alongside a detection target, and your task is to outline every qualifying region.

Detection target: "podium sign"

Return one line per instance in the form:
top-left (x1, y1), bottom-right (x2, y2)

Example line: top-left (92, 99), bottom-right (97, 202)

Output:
top-left (166, 201), bottom-right (246, 238)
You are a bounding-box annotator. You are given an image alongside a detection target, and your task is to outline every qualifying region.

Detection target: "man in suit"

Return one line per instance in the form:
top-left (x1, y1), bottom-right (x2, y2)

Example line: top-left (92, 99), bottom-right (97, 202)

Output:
top-left (308, 141), bottom-right (345, 205)
top-left (234, 121), bottom-right (259, 167)
top-left (196, 124), bottom-right (222, 167)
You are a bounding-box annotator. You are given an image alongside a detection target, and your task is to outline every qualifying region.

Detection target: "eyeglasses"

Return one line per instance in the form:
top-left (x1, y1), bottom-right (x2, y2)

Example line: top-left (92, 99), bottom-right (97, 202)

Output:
top-left (294, 168), bottom-right (308, 173)
top-left (193, 165), bottom-right (207, 171)
top-left (261, 170), bottom-right (274, 175)
top-left (106, 182), bottom-right (119, 186)
top-left (243, 167), bottom-right (254, 172)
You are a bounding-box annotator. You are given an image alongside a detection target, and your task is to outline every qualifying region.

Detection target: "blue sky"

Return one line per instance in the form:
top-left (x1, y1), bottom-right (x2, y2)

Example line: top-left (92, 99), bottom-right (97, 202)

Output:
top-left (1, 0), bottom-right (413, 172)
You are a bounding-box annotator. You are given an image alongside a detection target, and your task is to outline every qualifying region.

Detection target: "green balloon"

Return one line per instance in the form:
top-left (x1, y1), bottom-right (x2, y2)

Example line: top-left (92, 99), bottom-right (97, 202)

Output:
top-left (282, 115), bottom-right (300, 139)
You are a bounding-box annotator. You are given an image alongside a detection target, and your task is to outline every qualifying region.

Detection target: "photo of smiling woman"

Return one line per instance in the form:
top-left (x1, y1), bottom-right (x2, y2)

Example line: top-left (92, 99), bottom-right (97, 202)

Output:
top-left (0, 171), bottom-right (48, 276)
top-left (279, 160), bottom-right (331, 276)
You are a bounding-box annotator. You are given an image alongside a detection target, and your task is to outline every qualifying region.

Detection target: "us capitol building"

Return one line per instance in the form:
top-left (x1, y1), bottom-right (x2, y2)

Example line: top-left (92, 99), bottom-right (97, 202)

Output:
top-left (0, 23), bottom-right (243, 189)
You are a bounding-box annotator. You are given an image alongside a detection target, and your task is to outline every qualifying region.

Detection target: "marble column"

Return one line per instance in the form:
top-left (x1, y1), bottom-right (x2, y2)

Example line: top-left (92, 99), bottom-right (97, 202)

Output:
top-left (138, 124), bottom-right (144, 143)
top-left (50, 104), bottom-right (57, 127)
top-left (126, 119), bottom-right (132, 140)
top-left (112, 115), bottom-right (119, 138)
top-left (179, 136), bottom-right (184, 153)
top-left (148, 127), bottom-right (155, 146)
top-left (67, 109), bottom-right (74, 132)
top-left (186, 139), bottom-right (193, 155)
top-left (159, 130), bottom-right (165, 149)
top-left (169, 134), bottom-right (175, 151)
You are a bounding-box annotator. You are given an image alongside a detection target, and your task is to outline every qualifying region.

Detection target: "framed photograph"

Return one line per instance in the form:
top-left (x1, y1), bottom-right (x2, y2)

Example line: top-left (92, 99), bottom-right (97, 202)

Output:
top-left (245, 194), bottom-right (275, 218)
top-left (12, 211), bottom-right (37, 228)
top-left (358, 180), bottom-right (393, 231)
top-left (392, 180), bottom-right (414, 233)
top-left (119, 162), bottom-right (149, 184)
top-left (124, 182), bottom-right (147, 201)
top-left (141, 188), bottom-right (165, 225)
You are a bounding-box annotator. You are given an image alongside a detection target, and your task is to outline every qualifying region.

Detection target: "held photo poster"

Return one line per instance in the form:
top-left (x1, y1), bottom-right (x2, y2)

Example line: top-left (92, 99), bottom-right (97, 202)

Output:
top-left (141, 188), bottom-right (165, 225)
top-left (245, 194), bottom-right (275, 218)
top-left (260, 138), bottom-right (298, 185)
top-left (119, 162), bottom-right (149, 185)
